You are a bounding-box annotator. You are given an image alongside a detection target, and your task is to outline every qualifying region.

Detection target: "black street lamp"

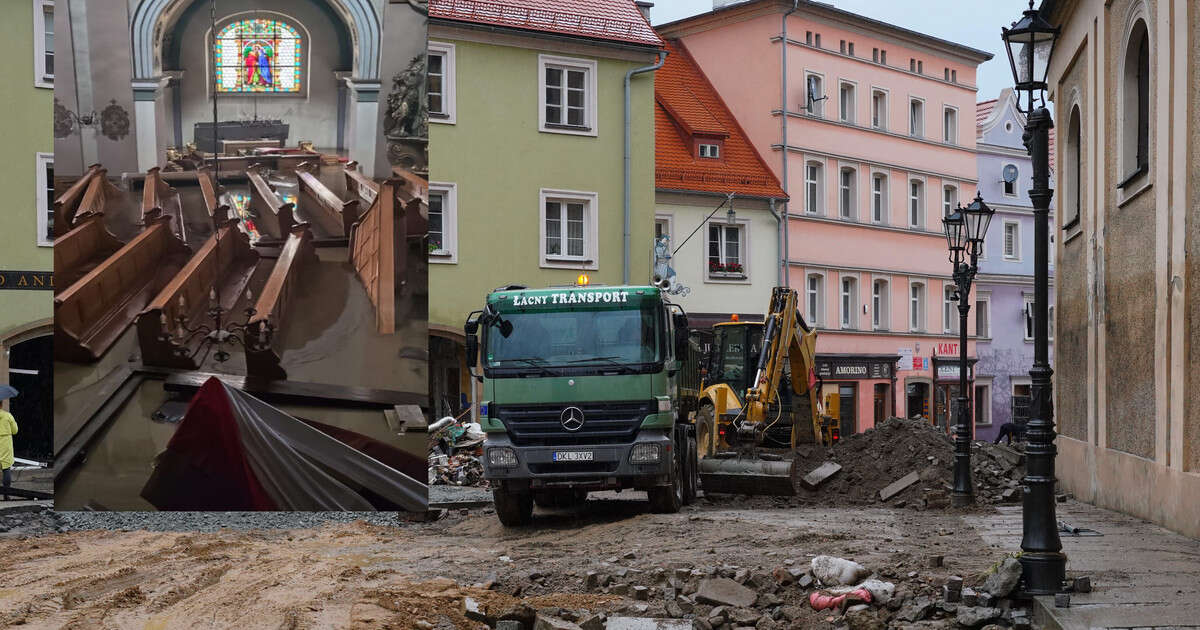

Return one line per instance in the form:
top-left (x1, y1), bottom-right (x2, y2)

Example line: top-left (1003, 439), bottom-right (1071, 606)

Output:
top-left (942, 194), bottom-right (993, 508)
top-left (1002, 0), bottom-right (1065, 595)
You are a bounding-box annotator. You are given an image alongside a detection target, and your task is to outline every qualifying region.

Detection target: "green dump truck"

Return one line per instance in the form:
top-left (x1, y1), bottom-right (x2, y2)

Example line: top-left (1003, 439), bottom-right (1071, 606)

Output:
top-left (464, 283), bottom-right (702, 526)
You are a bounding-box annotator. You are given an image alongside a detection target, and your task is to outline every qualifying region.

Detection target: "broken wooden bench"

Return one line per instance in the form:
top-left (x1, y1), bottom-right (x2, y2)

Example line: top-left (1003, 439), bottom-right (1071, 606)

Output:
top-left (244, 223), bottom-right (319, 381)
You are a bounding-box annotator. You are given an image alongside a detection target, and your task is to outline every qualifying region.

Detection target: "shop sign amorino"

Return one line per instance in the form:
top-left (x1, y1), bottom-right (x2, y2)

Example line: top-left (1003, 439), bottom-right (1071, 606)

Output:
top-left (816, 356), bottom-right (894, 380)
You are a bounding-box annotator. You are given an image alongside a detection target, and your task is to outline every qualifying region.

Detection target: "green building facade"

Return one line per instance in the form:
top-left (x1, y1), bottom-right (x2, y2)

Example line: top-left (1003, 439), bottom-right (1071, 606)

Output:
top-left (0, 0), bottom-right (54, 457)
top-left (426, 18), bottom-right (662, 420)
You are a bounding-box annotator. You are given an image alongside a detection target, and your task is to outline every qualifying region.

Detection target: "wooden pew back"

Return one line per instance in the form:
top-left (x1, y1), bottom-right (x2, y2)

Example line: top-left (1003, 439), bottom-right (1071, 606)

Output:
top-left (246, 164), bottom-right (295, 239)
top-left (53, 213), bottom-right (123, 291)
top-left (296, 161), bottom-right (358, 238)
top-left (349, 179), bottom-right (398, 334)
top-left (246, 223), bottom-right (319, 380)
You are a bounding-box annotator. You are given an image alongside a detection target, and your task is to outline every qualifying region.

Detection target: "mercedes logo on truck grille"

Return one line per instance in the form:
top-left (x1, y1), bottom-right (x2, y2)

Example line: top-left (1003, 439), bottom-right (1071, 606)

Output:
top-left (560, 407), bottom-right (585, 432)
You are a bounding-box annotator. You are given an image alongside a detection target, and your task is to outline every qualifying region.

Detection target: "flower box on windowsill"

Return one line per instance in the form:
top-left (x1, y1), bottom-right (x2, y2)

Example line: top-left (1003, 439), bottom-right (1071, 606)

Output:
top-left (708, 271), bottom-right (748, 281)
top-left (428, 250), bottom-right (452, 259)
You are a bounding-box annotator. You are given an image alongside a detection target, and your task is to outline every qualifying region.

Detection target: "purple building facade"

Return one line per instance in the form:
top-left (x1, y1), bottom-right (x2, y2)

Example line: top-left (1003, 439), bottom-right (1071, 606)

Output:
top-left (972, 89), bottom-right (1055, 442)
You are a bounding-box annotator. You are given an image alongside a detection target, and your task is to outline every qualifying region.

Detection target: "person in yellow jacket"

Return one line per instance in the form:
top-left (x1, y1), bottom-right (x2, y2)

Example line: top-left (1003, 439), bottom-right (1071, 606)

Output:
top-left (0, 407), bottom-right (17, 499)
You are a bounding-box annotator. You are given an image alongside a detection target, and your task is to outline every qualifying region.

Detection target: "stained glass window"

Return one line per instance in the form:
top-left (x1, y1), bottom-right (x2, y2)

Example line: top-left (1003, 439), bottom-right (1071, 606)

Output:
top-left (214, 19), bottom-right (302, 93)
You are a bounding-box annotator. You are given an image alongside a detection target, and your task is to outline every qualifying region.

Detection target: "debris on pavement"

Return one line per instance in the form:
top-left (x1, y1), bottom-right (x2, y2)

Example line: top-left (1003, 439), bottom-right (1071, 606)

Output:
top-left (429, 417), bottom-right (490, 488)
top-left (812, 555), bottom-right (869, 585)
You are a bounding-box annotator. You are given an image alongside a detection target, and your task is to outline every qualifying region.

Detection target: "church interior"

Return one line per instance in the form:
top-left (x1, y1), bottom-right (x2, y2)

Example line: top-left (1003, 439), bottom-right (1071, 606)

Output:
top-left (50, 0), bottom-right (430, 510)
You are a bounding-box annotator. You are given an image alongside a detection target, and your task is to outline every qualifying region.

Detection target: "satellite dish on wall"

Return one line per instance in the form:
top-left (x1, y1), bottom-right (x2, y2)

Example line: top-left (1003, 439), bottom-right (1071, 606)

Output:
top-left (1002, 164), bottom-right (1019, 183)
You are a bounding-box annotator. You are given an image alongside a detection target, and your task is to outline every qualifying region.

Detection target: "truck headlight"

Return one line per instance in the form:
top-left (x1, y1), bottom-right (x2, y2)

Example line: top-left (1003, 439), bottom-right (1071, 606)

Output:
top-left (657, 398), bottom-right (672, 412)
top-left (487, 447), bottom-right (518, 467)
top-left (630, 443), bottom-right (661, 463)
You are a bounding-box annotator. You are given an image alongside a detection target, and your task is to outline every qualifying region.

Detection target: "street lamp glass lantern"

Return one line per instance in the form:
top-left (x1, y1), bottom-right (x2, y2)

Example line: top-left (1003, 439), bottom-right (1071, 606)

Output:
top-left (963, 193), bottom-right (994, 256)
top-left (942, 209), bottom-right (966, 255)
top-left (1002, 0), bottom-right (1060, 112)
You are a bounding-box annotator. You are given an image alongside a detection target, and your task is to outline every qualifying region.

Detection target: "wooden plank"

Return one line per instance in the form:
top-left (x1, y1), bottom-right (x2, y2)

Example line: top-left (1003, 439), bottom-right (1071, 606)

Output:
top-left (344, 161), bottom-right (379, 205)
top-left (197, 165), bottom-right (230, 226)
top-left (245, 223), bottom-right (319, 381)
top-left (246, 163), bottom-right (295, 239)
top-left (142, 167), bottom-right (175, 218)
top-left (163, 372), bottom-right (429, 409)
top-left (296, 161), bottom-right (358, 238)
top-left (879, 471), bottom-right (921, 501)
top-left (54, 212), bottom-right (191, 362)
top-left (349, 179), bottom-right (396, 334)
top-left (136, 217), bottom-right (260, 369)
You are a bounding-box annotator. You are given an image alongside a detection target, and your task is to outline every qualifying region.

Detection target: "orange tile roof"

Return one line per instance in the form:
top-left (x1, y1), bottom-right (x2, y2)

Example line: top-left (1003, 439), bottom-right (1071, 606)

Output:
top-left (655, 40), bottom-right (787, 199)
top-left (429, 0), bottom-right (663, 47)
top-left (976, 99), bottom-right (997, 129)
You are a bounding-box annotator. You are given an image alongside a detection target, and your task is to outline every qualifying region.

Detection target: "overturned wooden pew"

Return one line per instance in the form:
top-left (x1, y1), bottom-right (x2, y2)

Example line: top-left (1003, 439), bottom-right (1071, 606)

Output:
top-left (197, 165), bottom-right (230, 228)
top-left (344, 161), bottom-right (379, 206)
top-left (297, 161), bottom-right (358, 238)
top-left (349, 179), bottom-right (401, 334)
top-left (245, 223), bottom-right (319, 381)
top-left (246, 164), bottom-right (295, 239)
top-left (54, 211), bottom-right (192, 362)
top-left (136, 217), bottom-right (261, 370)
top-left (54, 213), bottom-right (124, 291)
top-left (53, 165), bottom-right (121, 237)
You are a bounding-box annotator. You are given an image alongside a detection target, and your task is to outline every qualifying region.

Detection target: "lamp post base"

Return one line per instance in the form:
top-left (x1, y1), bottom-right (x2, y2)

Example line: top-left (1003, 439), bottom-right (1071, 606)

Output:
top-left (950, 491), bottom-right (974, 507)
top-left (1019, 552), bottom-right (1067, 595)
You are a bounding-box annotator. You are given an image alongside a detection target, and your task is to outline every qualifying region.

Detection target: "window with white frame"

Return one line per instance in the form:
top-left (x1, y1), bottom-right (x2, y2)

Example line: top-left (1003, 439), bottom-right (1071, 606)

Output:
top-left (805, 74), bottom-right (824, 117)
top-left (975, 295), bottom-right (990, 338)
top-left (427, 42), bottom-right (456, 123)
top-left (872, 279), bottom-right (889, 330)
top-left (36, 152), bottom-right (53, 246)
top-left (1003, 164), bottom-right (1018, 196)
top-left (909, 179), bottom-right (924, 228)
top-left (942, 184), bottom-right (957, 217)
top-left (841, 276), bottom-right (858, 329)
top-left (805, 161), bottom-right (823, 214)
top-left (707, 222), bottom-right (745, 278)
top-left (807, 274), bottom-right (825, 326)
top-left (1023, 295), bottom-right (1035, 340)
top-left (540, 189), bottom-right (597, 268)
top-left (909, 281), bottom-right (926, 332)
top-left (871, 89), bottom-right (887, 129)
top-left (839, 167), bottom-right (856, 219)
top-left (871, 173), bottom-right (887, 223)
top-left (539, 55), bottom-right (596, 135)
top-left (943, 284), bottom-right (959, 334)
top-left (1003, 221), bottom-right (1020, 259)
top-left (974, 384), bottom-right (991, 425)
top-left (699, 143), bottom-right (720, 159)
top-left (909, 98), bottom-right (924, 137)
top-left (943, 106), bottom-right (957, 144)
top-left (428, 182), bottom-right (458, 262)
top-left (655, 216), bottom-right (671, 241)
top-left (34, 0), bottom-right (53, 88)
top-left (839, 81), bottom-right (855, 124)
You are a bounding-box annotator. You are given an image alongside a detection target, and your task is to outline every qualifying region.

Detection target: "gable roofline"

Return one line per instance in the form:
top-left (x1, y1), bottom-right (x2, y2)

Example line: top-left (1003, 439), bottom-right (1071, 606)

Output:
top-left (429, 0), bottom-right (664, 49)
top-left (977, 88), bottom-right (1026, 137)
top-left (658, 0), bottom-right (993, 65)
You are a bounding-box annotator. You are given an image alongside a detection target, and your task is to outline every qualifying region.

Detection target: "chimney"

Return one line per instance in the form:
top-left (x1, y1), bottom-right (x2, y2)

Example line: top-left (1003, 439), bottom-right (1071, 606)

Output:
top-left (635, 1), bottom-right (653, 21)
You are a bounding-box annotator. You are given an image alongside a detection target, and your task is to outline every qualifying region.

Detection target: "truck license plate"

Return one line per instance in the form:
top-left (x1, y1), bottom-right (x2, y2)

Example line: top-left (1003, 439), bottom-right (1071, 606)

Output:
top-left (553, 451), bottom-right (594, 462)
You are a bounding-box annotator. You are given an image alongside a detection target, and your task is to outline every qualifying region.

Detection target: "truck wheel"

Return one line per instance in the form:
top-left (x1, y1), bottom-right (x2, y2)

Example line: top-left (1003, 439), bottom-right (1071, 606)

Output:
top-left (493, 486), bottom-right (533, 526)
top-left (683, 430), bottom-right (699, 504)
top-left (647, 441), bottom-right (683, 513)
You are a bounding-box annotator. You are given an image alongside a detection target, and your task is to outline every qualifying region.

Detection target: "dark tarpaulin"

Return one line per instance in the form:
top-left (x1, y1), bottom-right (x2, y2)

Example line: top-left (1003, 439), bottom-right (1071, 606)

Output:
top-left (142, 377), bottom-right (427, 511)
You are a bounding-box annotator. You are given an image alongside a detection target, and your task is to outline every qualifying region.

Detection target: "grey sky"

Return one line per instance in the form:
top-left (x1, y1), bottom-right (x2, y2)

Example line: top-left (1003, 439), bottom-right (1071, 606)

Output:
top-left (650, 0), bottom-right (1027, 103)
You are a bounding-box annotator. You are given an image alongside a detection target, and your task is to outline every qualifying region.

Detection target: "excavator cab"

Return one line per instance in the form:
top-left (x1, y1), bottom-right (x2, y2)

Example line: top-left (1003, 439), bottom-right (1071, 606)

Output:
top-left (705, 322), bottom-right (795, 446)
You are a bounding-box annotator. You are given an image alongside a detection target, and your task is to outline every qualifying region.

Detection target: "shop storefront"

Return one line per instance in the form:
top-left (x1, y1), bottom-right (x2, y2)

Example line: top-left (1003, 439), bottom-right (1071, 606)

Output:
top-left (931, 356), bottom-right (977, 435)
top-left (814, 354), bottom-right (898, 435)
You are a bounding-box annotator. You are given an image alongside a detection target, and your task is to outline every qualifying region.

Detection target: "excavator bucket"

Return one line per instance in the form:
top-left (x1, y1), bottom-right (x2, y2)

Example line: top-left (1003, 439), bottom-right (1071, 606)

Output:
top-left (698, 456), bottom-right (798, 496)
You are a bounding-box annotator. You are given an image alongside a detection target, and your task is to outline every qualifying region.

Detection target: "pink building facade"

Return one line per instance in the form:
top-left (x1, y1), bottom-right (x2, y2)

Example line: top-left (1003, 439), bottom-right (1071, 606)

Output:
top-left (660, 0), bottom-right (992, 434)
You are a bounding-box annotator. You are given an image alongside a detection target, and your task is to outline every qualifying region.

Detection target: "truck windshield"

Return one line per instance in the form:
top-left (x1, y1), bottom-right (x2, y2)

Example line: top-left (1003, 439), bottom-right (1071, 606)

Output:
top-left (485, 307), bottom-right (663, 370)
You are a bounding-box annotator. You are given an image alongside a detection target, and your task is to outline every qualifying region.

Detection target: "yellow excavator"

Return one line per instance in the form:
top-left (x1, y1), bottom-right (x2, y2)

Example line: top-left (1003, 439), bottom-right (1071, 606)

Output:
top-left (695, 287), bottom-right (839, 495)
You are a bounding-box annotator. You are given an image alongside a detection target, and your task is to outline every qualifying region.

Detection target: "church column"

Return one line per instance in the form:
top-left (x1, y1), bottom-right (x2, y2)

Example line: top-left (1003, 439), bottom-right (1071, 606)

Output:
top-left (132, 78), bottom-right (168, 172)
top-left (345, 79), bottom-right (380, 174)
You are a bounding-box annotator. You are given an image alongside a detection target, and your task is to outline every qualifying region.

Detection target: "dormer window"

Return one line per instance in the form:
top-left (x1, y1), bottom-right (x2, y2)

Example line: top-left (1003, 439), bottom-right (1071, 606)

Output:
top-left (699, 143), bottom-right (720, 159)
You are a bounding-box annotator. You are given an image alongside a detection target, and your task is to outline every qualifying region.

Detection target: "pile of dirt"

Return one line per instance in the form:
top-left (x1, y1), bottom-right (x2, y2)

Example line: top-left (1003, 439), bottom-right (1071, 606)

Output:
top-left (791, 417), bottom-right (1025, 508)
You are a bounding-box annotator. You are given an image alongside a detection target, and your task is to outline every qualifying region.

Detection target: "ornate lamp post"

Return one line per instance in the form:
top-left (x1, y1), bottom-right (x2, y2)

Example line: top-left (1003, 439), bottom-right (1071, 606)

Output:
top-left (942, 194), bottom-right (993, 507)
top-left (1002, 0), bottom-right (1065, 595)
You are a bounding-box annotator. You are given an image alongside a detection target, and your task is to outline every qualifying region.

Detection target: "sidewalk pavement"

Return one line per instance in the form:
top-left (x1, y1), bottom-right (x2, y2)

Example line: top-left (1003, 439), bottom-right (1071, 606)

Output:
top-left (967, 501), bottom-right (1200, 630)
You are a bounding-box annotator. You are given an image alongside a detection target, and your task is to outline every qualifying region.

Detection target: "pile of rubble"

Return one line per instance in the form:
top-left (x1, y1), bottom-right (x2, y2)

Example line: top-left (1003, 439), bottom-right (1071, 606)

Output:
top-left (793, 418), bottom-right (1026, 508)
top-left (459, 552), bottom-right (1037, 630)
top-left (430, 451), bottom-right (489, 487)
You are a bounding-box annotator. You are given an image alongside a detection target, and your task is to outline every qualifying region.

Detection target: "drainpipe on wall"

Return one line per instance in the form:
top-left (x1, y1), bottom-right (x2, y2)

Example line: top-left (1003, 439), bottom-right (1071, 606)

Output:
top-left (624, 50), bottom-right (667, 285)
top-left (768, 198), bottom-right (783, 287)
top-left (779, 0), bottom-right (799, 287)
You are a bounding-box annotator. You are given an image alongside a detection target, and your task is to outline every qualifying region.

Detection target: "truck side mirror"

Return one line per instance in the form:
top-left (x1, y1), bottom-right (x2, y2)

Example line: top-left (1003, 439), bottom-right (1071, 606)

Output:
top-left (672, 313), bottom-right (689, 358)
top-left (465, 334), bottom-right (479, 370)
